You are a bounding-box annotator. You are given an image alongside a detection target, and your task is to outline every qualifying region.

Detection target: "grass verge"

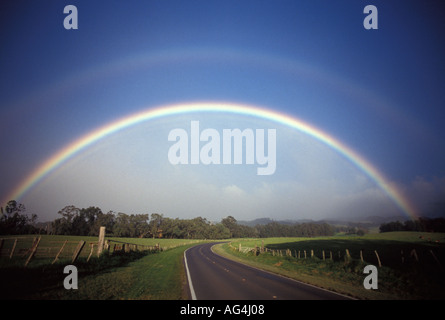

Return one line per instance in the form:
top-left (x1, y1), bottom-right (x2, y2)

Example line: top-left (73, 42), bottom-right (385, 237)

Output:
top-left (0, 243), bottom-right (199, 300)
top-left (212, 232), bottom-right (445, 300)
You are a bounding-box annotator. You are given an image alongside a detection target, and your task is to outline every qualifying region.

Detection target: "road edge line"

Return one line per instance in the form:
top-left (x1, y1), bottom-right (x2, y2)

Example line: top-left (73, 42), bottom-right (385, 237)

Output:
top-left (184, 247), bottom-right (197, 300)
top-left (210, 243), bottom-right (356, 300)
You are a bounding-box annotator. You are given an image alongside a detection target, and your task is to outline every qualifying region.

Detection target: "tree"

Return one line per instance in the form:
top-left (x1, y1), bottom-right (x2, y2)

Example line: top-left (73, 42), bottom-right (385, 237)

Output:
top-left (92, 210), bottom-right (116, 236)
top-left (131, 214), bottom-right (150, 238)
top-left (112, 213), bottom-right (150, 238)
top-left (0, 200), bottom-right (36, 234)
top-left (113, 212), bottom-right (132, 237)
top-left (379, 221), bottom-right (404, 233)
top-left (52, 205), bottom-right (80, 235)
top-left (209, 223), bottom-right (231, 239)
top-left (80, 206), bottom-right (104, 236)
top-left (148, 213), bottom-right (164, 238)
top-left (4, 200), bottom-right (25, 215)
top-left (221, 216), bottom-right (240, 238)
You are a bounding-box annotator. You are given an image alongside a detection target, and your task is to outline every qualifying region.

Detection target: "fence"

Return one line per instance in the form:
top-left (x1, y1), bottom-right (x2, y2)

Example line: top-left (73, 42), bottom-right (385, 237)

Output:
top-left (0, 226), bottom-right (197, 267)
top-left (229, 242), bottom-right (444, 270)
top-left (0, 237), bottom-right (154, 266)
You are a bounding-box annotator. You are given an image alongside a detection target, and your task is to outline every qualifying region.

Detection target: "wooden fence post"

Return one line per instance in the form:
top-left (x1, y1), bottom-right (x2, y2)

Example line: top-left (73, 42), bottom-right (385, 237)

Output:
top-left (345, 249), bottom-right (351, 262)
top-left (410, 249), bottom-right (419, 262)
top-left (72, 240), bottom-right (85, 263)
top-left (25, 237), bottom-right (41, 267)
top-left (374, 250), bottom-right (382, 267)
top-left (52, 240), bottom-right (67, 264)
top-left (87, 243), bottom-right (95, 262)
top-left (97, 226), bottom-right (106, 257)
top-left (9, 238), bottom-right (17, 259)
top-left (429, 250), bottom-right (444, 270)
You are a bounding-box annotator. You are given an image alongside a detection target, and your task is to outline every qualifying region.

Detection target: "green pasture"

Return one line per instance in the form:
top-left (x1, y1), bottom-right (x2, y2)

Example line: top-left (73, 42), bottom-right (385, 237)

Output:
top-left (1, 232), bottom-right (444, 300)
top-left (0, 235), bottom-right (207, 299)
top-left (0, 234), bottom-right (204, 267)
top-left (213, 232), bottom-right (445, 300)
top-left (225, 232), bottom-right (445, 268)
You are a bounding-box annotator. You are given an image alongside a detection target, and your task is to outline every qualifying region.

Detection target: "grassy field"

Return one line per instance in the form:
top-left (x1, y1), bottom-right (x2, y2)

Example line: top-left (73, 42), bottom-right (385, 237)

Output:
top-left (0, 235), bottom-right (204, 266)
top-left (0, 236), bottom-right (207, 299)
top-left (1, 232), bottom-right (444, 300)
top-left (44, 243), bottom-right (198, 300)
top-left (213, 232), bottom-right (445, 300)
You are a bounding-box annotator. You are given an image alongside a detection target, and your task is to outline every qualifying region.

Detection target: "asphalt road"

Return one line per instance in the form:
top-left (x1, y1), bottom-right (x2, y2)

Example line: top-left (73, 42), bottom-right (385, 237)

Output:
top-left (184, 242), bottom-right (352, 300)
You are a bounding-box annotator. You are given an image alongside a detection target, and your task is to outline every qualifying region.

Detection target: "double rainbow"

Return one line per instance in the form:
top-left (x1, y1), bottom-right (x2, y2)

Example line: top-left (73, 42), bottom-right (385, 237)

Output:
top-left (1, 102), bottom-right (418, 220)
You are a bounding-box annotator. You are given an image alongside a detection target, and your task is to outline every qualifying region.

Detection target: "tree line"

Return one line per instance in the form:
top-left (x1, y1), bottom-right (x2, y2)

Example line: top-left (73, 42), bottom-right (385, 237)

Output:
top-left (50, 206), bottom-right (337, 239)
top-left (1, 201), bottom-right (337, 239)
top-left (379, 217), bottom-right (445, 233)
top-left (0, 200), bottom-right (38, 234)
top-left (5, 200), bottom-right (444, 239)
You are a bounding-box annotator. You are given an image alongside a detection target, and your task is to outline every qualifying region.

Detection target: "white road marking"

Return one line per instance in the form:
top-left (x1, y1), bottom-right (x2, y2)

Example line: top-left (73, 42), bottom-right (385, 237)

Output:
top-left (184, 248), bottom-right (197, 300)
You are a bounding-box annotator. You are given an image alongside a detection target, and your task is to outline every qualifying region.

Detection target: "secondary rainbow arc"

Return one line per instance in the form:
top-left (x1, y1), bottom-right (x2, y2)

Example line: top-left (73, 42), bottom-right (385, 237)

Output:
top-left (1, 102), bottom-right (418, 220)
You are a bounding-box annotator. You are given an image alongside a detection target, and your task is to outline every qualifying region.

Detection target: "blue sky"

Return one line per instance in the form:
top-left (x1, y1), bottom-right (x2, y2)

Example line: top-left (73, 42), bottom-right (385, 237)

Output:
top-left (1, 1), bottom-right (444, 222)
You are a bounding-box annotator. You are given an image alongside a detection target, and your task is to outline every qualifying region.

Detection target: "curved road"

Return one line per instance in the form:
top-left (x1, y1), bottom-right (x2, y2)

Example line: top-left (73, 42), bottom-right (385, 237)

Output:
top-left (184, 242), bottom-right (352, 300)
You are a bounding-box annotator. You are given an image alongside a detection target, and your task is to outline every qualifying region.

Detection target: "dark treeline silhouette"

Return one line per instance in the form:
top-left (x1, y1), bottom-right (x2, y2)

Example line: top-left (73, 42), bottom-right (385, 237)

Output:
top-left (255, 221), bottom-right (335, 238)
top-left (8, 200), bottom-right (445, 239)
top-left (50, 206), bottom-right (337, 239)
top-left (1, 201), bottom-right (337, 239)
top-left (0, 200), bottom-right (38, 235)
top-left (379, 217), bottom-right (445, 233)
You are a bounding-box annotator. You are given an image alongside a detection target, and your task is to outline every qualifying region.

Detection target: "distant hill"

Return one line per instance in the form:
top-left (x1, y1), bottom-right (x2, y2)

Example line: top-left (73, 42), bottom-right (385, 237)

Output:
top-left (237, 215), bottom-right (411, 228)
top-left (237, 217), bottom-right (330, 227)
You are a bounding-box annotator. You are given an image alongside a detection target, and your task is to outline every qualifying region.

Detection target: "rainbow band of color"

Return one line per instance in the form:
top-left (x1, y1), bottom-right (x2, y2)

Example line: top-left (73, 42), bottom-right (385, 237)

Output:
top-left (2, 102), bottom-right (418, 220)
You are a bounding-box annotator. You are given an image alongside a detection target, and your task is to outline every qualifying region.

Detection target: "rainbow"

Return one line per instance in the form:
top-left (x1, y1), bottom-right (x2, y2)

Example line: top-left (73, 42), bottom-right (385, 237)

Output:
top-left (1, 101), bottom-right (418, 220)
